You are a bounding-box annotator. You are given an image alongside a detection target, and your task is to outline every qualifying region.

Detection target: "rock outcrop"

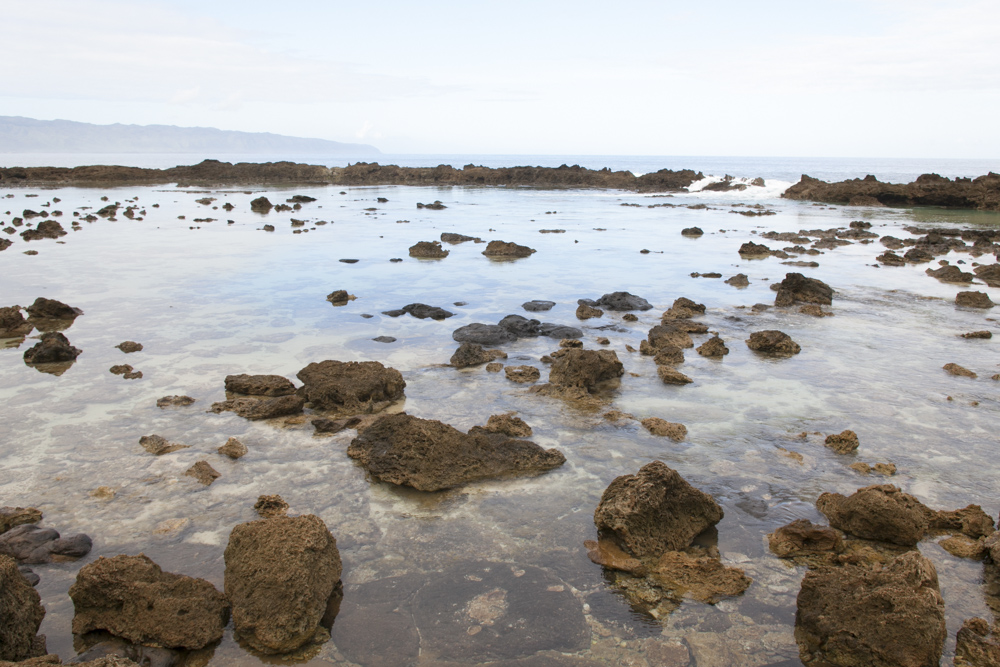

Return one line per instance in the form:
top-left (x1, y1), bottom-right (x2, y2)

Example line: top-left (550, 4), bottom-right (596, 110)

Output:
top-left (0, 554), bottom-right (46, 662)
top-left (956, 291), bottom-right (995, 308)
top-left (408, 241), bottom-right (449, 258)
top-left (296, 360), bottom-right (405, 413)
top-left (782, 172), bottom-right (1000, 212)
top-left (824, 430), bottom-right (859, 454)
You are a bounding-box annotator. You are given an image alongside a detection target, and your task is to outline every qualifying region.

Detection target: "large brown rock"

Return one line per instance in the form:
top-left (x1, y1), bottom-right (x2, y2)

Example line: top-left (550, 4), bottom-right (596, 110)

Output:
top-left (956, 291), bottom-right (995, 308)
top-left (782, 171), bottom-right (1000, 212)
top-left (772, 273), bottom-right (834, 307)
top-left (24, 297), bottom-right (82, 320)
top-left (482, 240), bottom-right (536, 258)
top-left (746, 330), bottom-right (801, 356)
top-left (224, 514), bottom-right (342, 654)
top-left (69, 554), bottom-right (229, 650)
top-left (0, 554), bottom-right (46, 661)
top-left (795, 552), bottom-right (946, 667)
top-left (548, 348), bottom-right (624, 390)
top-left (22, 332), bottom-right (82, 364)
top-left (296, 360), bottom-right (405, 413)
top-left (817, 485), bottom-right (930, 546)
top-left (956, 618), bottom-right (1000, 666)
top-left (347, 413), bottom-right (565, 491)
top-left (593, 461), bottom-right (723, 558)
top-left (224, 373), bottom-right (296, 396)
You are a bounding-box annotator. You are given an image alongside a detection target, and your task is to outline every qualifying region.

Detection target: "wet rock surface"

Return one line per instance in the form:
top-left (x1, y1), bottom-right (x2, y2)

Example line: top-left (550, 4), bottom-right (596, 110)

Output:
top-left (347, 413), bottom-right (566, 491)
top-left (579, 292), bottom-right (653, 311)
top-left (657, 366), bottom-right (693, 385)
top-left (217, 437), bottom-right (247, 459)
top-left (452, 323), bottom-right (517, 346)
top-left (382, 303), bottom-right (454, 320)
top-left (548, 348), bottom-right (624, 391)
top-left (696, 335), bottom-right (728, 358)
top-left (0, 554), bottom-right (46, 662)
top-left (817, 485), bottom-right (929, 546)
top-left (746, 330), bottom-right (801, 356)
top-left (450, 342), bottom-right (507, 368)
top-left (824, 430), bottom-right (859, 454)
top-left (408, 241), bottom-right (449, 258)
top-left (944, 363), bottom-right (978, 378)
top-left (772, 272), bottom-right (834, 307)
top-left (794, 552), bottom-right (946, 667)
top-left (482, 240), bottom-right (536, 258)
top-left (0, 306), bottom-right (33, 337)
top-left (504, 365), bottom-right (540, 383)
top-left (224, 374), bottom-right (296, 397)
top-left (472, 413), bottom-right (533, 438)
top-left (440, 232), bottom-right (481, 244)
top-left (296, 360), bottom-right (405, 413)
top-left (184, 461), bottom-right (220, 486)
top-left (956, 617), bottom-right (1000, 666)
top-left (725, 273), bottom-right (749, 287)
top-left (768, 519), bottom-right (843, 558)
top-left (224, 514), bottom-right (341, 654)
top-left (453, 317), bottom-right (582, 345)
top-left (0, 524), bottom-right (92, 564)
top-left (521, 299), bottom-right (556, 312)
top-left (956, 291), bottom-right (995, 308)
top-left (209, 394), bottom-right (305, 420)
top-left (23, 332), bottom-right (82, 364)
top-left (69, 554), bottom-right (229, 650)
top-left (738, 241), bottom-right (772, 257)
top-left (0, 507), bottom-right (43, 535)
top-left (139, 435), bottom-right (189, 456)
top-left (640, 418), bottom-right (687, 441)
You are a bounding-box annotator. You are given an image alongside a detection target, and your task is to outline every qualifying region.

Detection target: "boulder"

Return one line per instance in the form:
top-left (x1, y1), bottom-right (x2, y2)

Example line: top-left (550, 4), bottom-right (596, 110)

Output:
top-left (640, 418), bottom-right (687, 441)
top-left (0, 507), bottom-right (42, 535)
top-left (452, 323), bottom-right (518, 346)
top-left (23, 332), bottom-right (81, 364)
top-left (930, 504), bottom-right (994, 538)
top-left (593, 461), bottom-right (723, 558)
top-left (696, 335), bottom-right (728, 358)
top-left (482, 240), bottom-right (535, 258)
top-left (817, 485), bottom-right (930, 546)
top-left (795, 552), bottom-right (946, 667)
top-left (585, 539), bottom-right (647, 575)
top-left (225, 514), bottom-right (341, 654)
top-left (408, 241), bottom-right (449, 258)
top-left (116, 341), bottom-right (143, 353)
top-left (746, 330), bottom-right (801, 356)
top-left (772, 273), bottom-right (834, 306)
top-left (209, 395), bottom-right (305, 420)
top-left (738, 241), bottom-right (772, 257)
top-left (0, 554), bottom-right (46, 662)
top-left (20, 220), bottom-right (66, 241)
top-left (548, 348), bottom-right (624, 390)
top-left (926, 265), bottom-right (974, 283)
top-left (647, 325), bottom-right (694, 350)
top-left (449, 342), bottom-right (507, 368)
top-left (575, 303), bottom-right (603, 319)
top-left (653, 551), bottom-right (752, 604)
top-left (944, 363), bottom-right (977, 378)
top-left (296, 360), bottom-right (405, 413)
top-left (224, 374), bottom-right (296, 396)
top-left (824, 430), bottom-right (859, 454)
top-left (877, 251), bottom-right (906, 266)
top-left (767, 519), bottom-right (842, 558)
top-left (581, 292), bottom-right (653, 311)
top-left (956, 617), bottom-right (1000, 666)
top-left (973, 264), bottom-right (1000, 287)
top-left (69, 554), bottom-right (229, 650)
top-left (653, 345), bottom-right (685, 365)
top-left (253, 495), bottom-right (290, 519)
top-left (0, 524), bottom-right (92, 564)
top-left (326, 289), bottom-right (355, 305)
top-left (956, 291), bottom-right (995, 308)
top-left (347, 413), bottom-right (565, 491)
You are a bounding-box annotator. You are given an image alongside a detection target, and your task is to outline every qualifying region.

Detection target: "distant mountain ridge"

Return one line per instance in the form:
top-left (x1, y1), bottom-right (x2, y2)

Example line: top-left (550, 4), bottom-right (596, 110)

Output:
top-left (0, 116), bottom-right (380, 155)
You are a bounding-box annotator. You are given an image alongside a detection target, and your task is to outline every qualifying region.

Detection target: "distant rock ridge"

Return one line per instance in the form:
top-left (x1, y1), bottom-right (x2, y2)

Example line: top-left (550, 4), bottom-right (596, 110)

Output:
top-left (782, 172), bottom-right (1000, 212)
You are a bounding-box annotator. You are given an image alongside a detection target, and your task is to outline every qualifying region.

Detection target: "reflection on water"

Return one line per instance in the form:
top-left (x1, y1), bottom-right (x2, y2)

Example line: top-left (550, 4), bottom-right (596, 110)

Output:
top-left (1, 182), bottom-right (998, 666)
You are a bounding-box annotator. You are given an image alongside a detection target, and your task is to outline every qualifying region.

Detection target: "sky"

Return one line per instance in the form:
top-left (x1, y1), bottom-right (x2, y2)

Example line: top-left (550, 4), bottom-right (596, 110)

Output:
top-left (2, 0), bottom-right (998, 157)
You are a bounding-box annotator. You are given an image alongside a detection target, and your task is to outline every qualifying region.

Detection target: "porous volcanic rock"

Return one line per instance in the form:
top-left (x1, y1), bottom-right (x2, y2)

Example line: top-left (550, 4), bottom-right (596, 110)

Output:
top-left (696, 335), bottom-right (729, 358)
top-left (961, 330), bottom-right (992, 339)
top-left (580, 292), bottom-right (654, 311)
top-left (973, 264), bottom-right (1000, 287)
top-left (956, 291), bottom-right (995, 308)
top-left (471, 413), bottom-right (533, 438)
top-left (746, 330), bottom-right (801, 356)
top-left (224, 514), bottom-right (341, 654)
top-left (927, 265), bottom-right (974, 283)
top-left (593, 461), bottom-right (723, 558)
top-left (725, 273), bottom-right (750, 287)
top-left (449, 342), bottom-right (507, 368)
top-left (408, 241), bottom-right (449, 258)
top-left (20, 219), bottom-right (66, 241)
top-left (296, 360), bottom-right (405, 413)
top-left (738, 241), bottom-right (772, 257)
top-left (0, 554), bottom-right (46, 662)
top-left (662, 296), bottom-right (706, 320)
top-left (185, 461), bottom-right (220, 486)
top-left (218, 437), bottom-right (247, 459)
top-left (115, 341), bottom-right (143, 353)
top-left (440, 232), bottom-right (481, 244)
top-left (346, 413), bottom-right (565, 491)
top-left (253, 495), bottom-right (290, 519)
top-left (325, 290), bottom-right (355, 305)
top-left (585, 539), bottom-right (648, 575)
top-left (23, 332), bottom-right (81, 364)
top-left (0, 508), bottom-right (42, 536)
top-left (210, 395), bottom-right (306, 420)
top-left (944, 363), bottom-right (977, 378)
top-left (772, 273), bottom-right (834, 307)
top-left (647, 325), bottom-right (694, 351)
top-left (794, 552), bottom-right (946, 667)
top-left (0, 306), bottom-right (32, 337)
top-left (504, 365), bottom-right (540, 383)
top-left (497, 314), bottom-right (582, 340)
top-left (653, 551), bottom-right (752, 604)
top-left (956, 617), bottom-right (1000, 666)
top-left (657, 366), bottom-right (694, 385)
top-left (0, 524), bottom-right (92, 564)
top-left (225, 374), bottom-right (296, 396)
top-left (877, 251), bottom-right (906, 266)
top-left (817, 485), bottom-right (929, 546)
top-left (548, 348), bottom-right (624, 390)
top-left (69, 554), bottom-right (229, 650)
top-left (482, 240), bottom-right (536, 258)
top-left (640, 418), bottom-right (687, 441)
top-left (249, 197), bottom-right (273, 213)
top-left (824, 430), bottom-right (860, 454)
top-left (768, 519), bottom-right (843, 558)
top-left (575, 303), bottom-right (603, 319)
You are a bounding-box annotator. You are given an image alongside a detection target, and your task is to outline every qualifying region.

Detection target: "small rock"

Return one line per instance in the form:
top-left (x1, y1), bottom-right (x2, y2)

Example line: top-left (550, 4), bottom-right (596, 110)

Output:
top-left (482, 240), bottom-right (536, 258)
top-left (156, 395), bottom-right (195, 408)
top-left (449, 342), bottom-right (507, 368)
top-left (768, 519), bottom-right (842, 557)
top-left (139, 435), bottom-right (189, 456)
top-left (326, 290), bottom-right (356, 305)
top-left (824, 430), bottom-right (860, 454)
top-left (23, 332), bottom-right (81, 364)
top-left (955, 617), bottom-right (1000, 666)
top-left (961, 331), bottom-right (992, 339)
top-left (0, 508), bottom-right (43, 535)
top-left (504, 365), bottom-right (540, 383)
top-left (225, 374), bottom-right (296, 397)
top-left (408, 241), bottom-right (449, 258)
top-left (746, 330), bottom-right (801, 356)
top-left (522, 300), bottom-right (556, 312)
top-left (944, 363), bottom-right (977, 378)
top-left (640, 418), bottom-right (687, 441)
top-left (485, 362), bottom-right (503, 373)
top-left (696, 335), bottom-right (728, 358)
top-left (681, 227), bottom-right (704, 236)
top-left (576, 303), bottom-right (603, 319)
top-left (218, 437), bottom-right (247, 459)
top-left (725, 273), bottom-right (750, 287)
top-left (0, 525), bottom-right (92, 564)
top-left (185, 461), bottom-right (220, 486)
top-left (473, 413), bottom-right (533, 438)
top-left (253, 495), bottom-right (289, 519)
top-left (956, 291), bottom-right (995, 308)
top-left (116, 341), bottom-right (143, 353)
top-left (372, 336), bottom-right (396, 343)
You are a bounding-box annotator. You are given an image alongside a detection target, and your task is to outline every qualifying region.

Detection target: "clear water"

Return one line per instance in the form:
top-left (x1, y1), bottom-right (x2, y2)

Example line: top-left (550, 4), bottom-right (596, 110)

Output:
top-left (1, 178), bottom-right (999, 666)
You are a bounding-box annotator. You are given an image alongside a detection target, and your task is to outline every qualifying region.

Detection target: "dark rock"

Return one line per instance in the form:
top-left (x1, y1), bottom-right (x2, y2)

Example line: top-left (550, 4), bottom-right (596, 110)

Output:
top-left (691, 271), bottom-right (723, 278)
top-left (440, 232), bottom-right (481, 244)
top-left (877, 251), bottom-right (906, 265)
top-left (311, 416), bottom-right (362, 435)
top-left (794, 552), bottom-right (946, 667)
top-left (262, 224), bottom-right (275, 232)
top-left (225, 373), bottom-right (296, 396)
top-left (955, 617), bottom-right (1000, 666)
top-left (209, 395), bottom-right (305, 420)
top-left (973, 263), bottom-right (1000, 287)
top-left (961, 330), bottom-right (992, 339)
top-left (326, 290), bottom-right (355, 305)
top-left (20, 220), bottom-right (66, 241)
top-left (115, 341), bottom-right (142, 353)
top-left (408, 241), bottom-right (449, 258)
top-left (218, 437), bottom-right (247, 459)
top-left (0, 306), bottom-right (32, 337)
top-left (250, 197), bottom-right (272, 213)
top-left (583, 292), bottom-right (653, 311)
top-left (372, 336), bottom-right (396, 343)
top-left (522, 300), bottom-right (556, 312)
top-left (746, 330), bottom-right (801, 356)
top-left (696, 335), bottom-right (728, 358)
top-left (156, 395), bottom-right (195, 408)
top-left (681, 227), bottom-right (704, 236)
top-left (662, 296), bottom-right (705, 319)
top-left (0, 508), bottom-right (42, 535)
top-left (70, 554), bottom-right (229, 650)
top-left (824, 430), bottom-right (860, 454)
top-left (772, 272), bottom-right (834, 307)
top-left (23, 332), bottom-right (81, 364)
top-left (767, 519), bottom-right (842, 558)
top-left (725, 273), bottom-right (750, 287)
top-left (184, 461), bottom-right (220, 486)
top-left (382, 303), bottom-right (454, 320)
top-left (647, 324), bottom-right (693, 350)
top-left (576, 303), bottom-right (603, 319)
top-left (472, 413), bottom-right (533, 438)
top-left (296, 360), bottom-right (405, 413)
top-left (482, 240), bottom-right (536, 258)
top-left (548, 348), bottom-right (624, 390)
top-left (594, 461), bottom-right (723, 557)
top-left (417, 200), bottom-right (447, 210)
top-left (0, 554), bottom-right (46, 661)
top-left (782, 171), bottom-right (1000, 212)
top-left (452, 323), bottom-right (518, 346)
top-left (738, 241), bottom-right (772, 257)
top-left (287, 195), bottom-right (316, 203)
top-left (253, 495), bottom-right (289, 519)
top-left (225, 514), bottom-right (341, 654)
top-left (926, 265), bottom-right (974, 283)
top-left (347, 413), bottom-right (565, 491)
top-left (109, 364), bottom-right (133, 376)
top-left (652, 551), bottom-right (752, 604)
top-left (817, 485), bottom-right (930, 546)
top-left (25, 297), bottom-right (82, 320)
top-left (450, 342), bottom-right (507, 368)
top-left (499, 314), bottom-right (544, 337)
top-left (139, 435), bottom-right (189, 456)
top-left (956, 291), bottom-right (995, 308)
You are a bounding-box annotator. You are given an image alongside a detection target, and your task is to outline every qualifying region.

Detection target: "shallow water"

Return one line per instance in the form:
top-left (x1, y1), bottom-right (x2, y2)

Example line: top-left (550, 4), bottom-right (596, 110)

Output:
top-left (1, 182), bottom-right (998, 666)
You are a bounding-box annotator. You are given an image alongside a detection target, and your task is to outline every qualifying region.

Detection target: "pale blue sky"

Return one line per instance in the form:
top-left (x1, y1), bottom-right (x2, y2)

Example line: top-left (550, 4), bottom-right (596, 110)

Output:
top-left (2, 0), bottom-right (997, 157)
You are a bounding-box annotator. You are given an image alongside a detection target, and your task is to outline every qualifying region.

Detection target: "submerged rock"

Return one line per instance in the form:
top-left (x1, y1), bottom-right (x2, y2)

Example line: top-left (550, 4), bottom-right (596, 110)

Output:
top-left (768, 519), bottom-right (842, 558)
top-left (449, 342), bottom-right (507, 368)
top-left (944, 363), bottom-right (977, 378)
top-left (504, 365), bottom-right (540, 383)
top-left (640, 418), bottom-right (687, 441)
top-left (471, 413), bottom-right (533, 438)
top-left (155, 395), bottom-right (195, 408)
top-left (218, 437), bottom-right (247, 459)
top-left (209, 395), bottom-right (305, 421)
top-left (795, 552), bottom-right (946, 667)
top-left (657, 366), bottom-right (693, 385)
top-left (0, 554), bottom-right (46, 662)
top-left (440, 232), bottom-right (481, 244)
top-left (652, 551), bottom-right (752, 604)
top-left (746, 330), bottom-right (801, 356)
top-left (184, 461), bottom-right (220, 486)
top-left (225, 514), bottom-right (341, 655)
top-left (0, 508), bottom-right (43, 535)
top-left (408, 241), bottom-right (449, 258)
top-left (347, 413), bottom-right (565, 491)
top-left (738, 241), bottom-right (772, 257)
top-left (253, 495), bottom-right (290, 519)
top-left (70, 554), bottom-right (229, 650)
top-left (594, 461), bottom-right (723, 558)
top-left (681, 227), bottom-right (703, 236)
top-left (772, 272), bottom-right (834, 307)
top-left (580, 291), bottom-right (654, 311)
top-left (224, 373), bottom-right (296, 397)
top-left (139, 435), bottom-right (189, 456)
top-left (824, 430), bottom-right (860, 454)
top-left (296, 360), bottom-right (405, 413)
top-left (249, 197), bottom-right (273, 213)
top-left (482, 240), bottom-right (536, 258)
top-left (23, 332), bottom-right (81, 364)
top-left (0, 524), bottom-right (92, 564)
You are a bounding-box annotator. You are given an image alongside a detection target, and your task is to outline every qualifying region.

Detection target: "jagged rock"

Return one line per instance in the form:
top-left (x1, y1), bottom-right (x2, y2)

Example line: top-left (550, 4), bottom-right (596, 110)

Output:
top-left (20, 220), bottom-right (66, 241)
top-left (224, 373), bottom-right (296, 396)
top-left (961, 331), bottom-right (992, 339)
top-left (408, 241), bottom-right (449, 258)
top-left (584, 539), bottom-right (647, 575)
top-left (0, 524), bottom-right (91, 564)
top-left (218, 437), bottom-right (247, 459)
top-left (139, 435), bottom-right (189, 456)
top-left (662, 297), bottom-right (705, 319)
top-left (209, 395), bottom-right (305, 420)
top-left (594, 461), bottom-right (723, 558)
top-left (817, 485), bottom-right (929, 546)
top-left (471, 413), bottom-right (533, 438)
top-left (482, 240), bottom-right (535, 258)
top-left (944, 363), bottom-right (977, 378)
top-left (580, 292), bottom-right (654, 311)
top-left (109, 364), bottom-right (133, 376)
top-left (850, 462), bottom-right (897, 476)
top-left (440, 232), bottom-right (481, 244)
top-left (0, 554), bottom-right (46, 661)
top-left (927, 265), bottom-right (974, 283)
top-left (653, 345), bottom-right (685, 365)
top-left (725, 273), bottom-right (750, 287)
top-left (452, 323), bottom-right (518, 346)
top-left (825, 430), bottom-right (859, 454)
top-left (115, 341), bottom-right (143, 353)
top-left (904, 247), bottom-right (934, 263)
top-left (347, 413), bottom-right (565, 491)
top-left (973, 264), bottom-right (1000, 287)
top-left (575, 303), bottom-right (603, 319)
top-left (497, 314), bottom-right (582, 340)
top-left (382, 303), bottom-right (454, 320)
top-left (696, 335), bottom-right (728, 358)
top-left (647, 325), bottom-right (694, 350)
top-left (640, 418), bottom-right (687, 441)
top-left (522, 300), bottom-right (556, 312)
top-left (794, 552), bottom-right (946, 667)
top-left (768, 519), bottom-right (843, 557)
top-left (681, 227), bottom-right (703, 236)
top-left (504, 365), bottom-right (540, 383)
top-left (939, 535), bottom-right (985, 559)
top-left (296, 360), bottom-right (405, 413)
top-left (0, 306), bottom-right (32, 337)
top-left (548, 348), bottom-right (624, 390)
top-left (184, 461), bottom-right (220, 486)
top-left (746, 330), bottom-right (801, 356)
top-left (657, 366), bottom-right (693, 385)
top-left (23, 332), bottom-right (81, 364)
top-left (253, 495), bottom-right (289, 519)
top-left (0, 508), bottom-right (42, 535)
top-left (877, 250), bottom-right (906, 266)
top-left (738, 241), bottom-right (772, 257)
top-left (930, 505), bottom-right (994, 538)
top-left (70, 554), bottom-right (229, 650)
top-left (956, 617), bottom-right (1000, 666)
top-left (772, 273), bottom-right (834, 307)
top-left (956, 291), bottom-right (995, 308)
top-left (450, 342), bottom-right (507, 368)
top-left (652, 551), bottom-right (752, 604)
top-left (155, 395), bottom-right (195, 408)
top-left (249, 197), bottom-right (272, 213)
top-left (225, 514), bottom-right (341, 654)
top-left (326, 290), bottom-right (355, 305)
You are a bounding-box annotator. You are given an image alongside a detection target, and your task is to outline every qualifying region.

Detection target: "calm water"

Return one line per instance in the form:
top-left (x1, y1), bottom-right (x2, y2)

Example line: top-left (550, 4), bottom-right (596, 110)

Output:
top-left (1, 178), bottom-right (998, 666)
